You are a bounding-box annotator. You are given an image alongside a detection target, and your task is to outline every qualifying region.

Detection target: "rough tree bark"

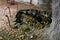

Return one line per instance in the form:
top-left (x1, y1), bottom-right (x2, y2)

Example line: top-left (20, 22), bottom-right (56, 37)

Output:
top-left (30, 0), bottom-right (32, 4)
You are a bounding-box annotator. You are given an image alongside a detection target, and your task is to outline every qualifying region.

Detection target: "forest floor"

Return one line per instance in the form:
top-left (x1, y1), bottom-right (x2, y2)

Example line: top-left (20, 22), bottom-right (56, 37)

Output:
top-left (0, 0), bottom-right (49, 31)
top-left (0, 1), bottom-right (51, 40)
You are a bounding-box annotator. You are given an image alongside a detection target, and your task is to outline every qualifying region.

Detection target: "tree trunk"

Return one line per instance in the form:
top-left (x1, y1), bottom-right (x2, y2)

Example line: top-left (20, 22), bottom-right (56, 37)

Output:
top-left (30, 0), bottom-right (32, 4)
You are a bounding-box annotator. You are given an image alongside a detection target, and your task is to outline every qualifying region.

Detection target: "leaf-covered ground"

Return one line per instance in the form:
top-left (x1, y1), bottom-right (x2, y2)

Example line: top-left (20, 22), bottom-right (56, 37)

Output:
top-left (0, 1), bottom-right (51, 40)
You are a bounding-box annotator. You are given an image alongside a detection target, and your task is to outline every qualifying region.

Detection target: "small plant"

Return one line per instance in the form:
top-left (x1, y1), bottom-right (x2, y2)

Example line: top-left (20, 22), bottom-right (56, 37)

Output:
top-left (1, 9), bottom-right (52, 40)
top-left (14, 9), bottom-right (52, 29)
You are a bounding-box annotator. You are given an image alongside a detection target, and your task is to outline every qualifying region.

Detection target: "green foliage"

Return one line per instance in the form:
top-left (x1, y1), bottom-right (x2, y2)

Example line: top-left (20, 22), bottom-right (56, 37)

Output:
top-left (20, 24), bottom-right (32, 31)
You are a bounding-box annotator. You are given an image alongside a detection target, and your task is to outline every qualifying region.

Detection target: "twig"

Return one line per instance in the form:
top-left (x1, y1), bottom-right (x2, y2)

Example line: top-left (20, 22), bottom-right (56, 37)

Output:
top-left (5, 15), bottom-right (12, 28)
top-left (17, 2), bottom-right (18, 11)
top-left (7, 6), bottom-right (12, 17)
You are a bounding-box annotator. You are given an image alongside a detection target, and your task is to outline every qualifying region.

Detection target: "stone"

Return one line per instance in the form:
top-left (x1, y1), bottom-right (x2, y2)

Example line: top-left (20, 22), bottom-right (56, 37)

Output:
top-left (0, 36), bottom-right (3, 40)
